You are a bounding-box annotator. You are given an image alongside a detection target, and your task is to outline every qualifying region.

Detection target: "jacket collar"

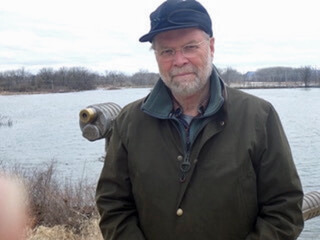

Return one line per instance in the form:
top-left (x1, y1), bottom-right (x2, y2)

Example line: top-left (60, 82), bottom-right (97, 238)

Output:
top-left (141, 66), bottom-right (225, 119)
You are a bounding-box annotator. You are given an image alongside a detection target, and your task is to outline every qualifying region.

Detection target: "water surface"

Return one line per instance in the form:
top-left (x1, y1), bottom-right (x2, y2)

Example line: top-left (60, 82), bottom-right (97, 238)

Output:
top-left (0, 88), bottom-right (319, 239)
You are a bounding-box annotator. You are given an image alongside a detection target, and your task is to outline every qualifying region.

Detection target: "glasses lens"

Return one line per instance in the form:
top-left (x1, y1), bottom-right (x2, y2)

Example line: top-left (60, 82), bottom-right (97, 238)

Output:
top-left (156, 41), bottom-right (206, 61)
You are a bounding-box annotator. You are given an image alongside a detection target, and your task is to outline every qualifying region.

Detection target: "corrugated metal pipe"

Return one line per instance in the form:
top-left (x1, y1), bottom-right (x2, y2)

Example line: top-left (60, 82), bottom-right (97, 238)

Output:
top-left (79, 102), bottom-right (122, 148)
top-left (79, 102), bottom-right (320, 222)
top-left (303, 191), bottom-right (320, 221)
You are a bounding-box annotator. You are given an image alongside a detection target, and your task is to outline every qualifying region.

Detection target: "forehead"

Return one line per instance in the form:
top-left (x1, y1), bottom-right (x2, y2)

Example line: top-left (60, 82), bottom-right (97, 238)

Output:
top-left (153, 28), bottom-right (205, 47)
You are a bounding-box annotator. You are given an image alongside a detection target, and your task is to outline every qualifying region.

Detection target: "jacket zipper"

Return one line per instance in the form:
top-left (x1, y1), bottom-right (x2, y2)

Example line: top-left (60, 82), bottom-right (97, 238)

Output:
top-left (179, 120), bottom-right (192, 182)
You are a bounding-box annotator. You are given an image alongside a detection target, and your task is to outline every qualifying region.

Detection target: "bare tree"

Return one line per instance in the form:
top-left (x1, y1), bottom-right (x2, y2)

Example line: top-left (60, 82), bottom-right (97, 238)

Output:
top-left (35, 68), bottom-right (55, 90)
top-left (300, 66), bottom-right (312, 87)
top-left (131, 69), bottom-right (159, 86)
top-left (220, 67), bottom-right (244, 84)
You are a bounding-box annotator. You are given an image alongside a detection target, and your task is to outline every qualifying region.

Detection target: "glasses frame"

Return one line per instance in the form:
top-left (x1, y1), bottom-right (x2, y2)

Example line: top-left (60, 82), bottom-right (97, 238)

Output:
top-left (154, 39), bottom-right (208, 62)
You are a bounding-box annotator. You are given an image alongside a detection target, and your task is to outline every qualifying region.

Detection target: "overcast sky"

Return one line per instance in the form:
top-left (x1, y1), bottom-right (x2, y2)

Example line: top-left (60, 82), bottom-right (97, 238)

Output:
top-left (1, 0), bottom-right (319, 74)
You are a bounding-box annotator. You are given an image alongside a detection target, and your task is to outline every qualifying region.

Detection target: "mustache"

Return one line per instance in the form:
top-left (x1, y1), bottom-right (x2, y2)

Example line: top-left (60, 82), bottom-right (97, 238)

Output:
top-left (169, 65), bottom-right (196, 77)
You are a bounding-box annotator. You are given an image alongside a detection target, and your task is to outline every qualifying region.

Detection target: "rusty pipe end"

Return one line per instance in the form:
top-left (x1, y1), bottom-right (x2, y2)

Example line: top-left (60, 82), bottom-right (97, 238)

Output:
top-left (79, 108), bottom-right (97, 124)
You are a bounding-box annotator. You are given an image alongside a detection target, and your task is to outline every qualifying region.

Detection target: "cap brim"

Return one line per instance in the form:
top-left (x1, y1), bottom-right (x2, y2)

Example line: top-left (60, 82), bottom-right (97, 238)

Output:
top-left (139, 24), bottom-right (200, 42)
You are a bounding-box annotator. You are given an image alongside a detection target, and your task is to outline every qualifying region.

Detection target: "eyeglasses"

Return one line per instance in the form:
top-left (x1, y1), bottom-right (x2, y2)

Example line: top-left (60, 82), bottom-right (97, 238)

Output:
top-left (154, 40), bottom-right (208, 62)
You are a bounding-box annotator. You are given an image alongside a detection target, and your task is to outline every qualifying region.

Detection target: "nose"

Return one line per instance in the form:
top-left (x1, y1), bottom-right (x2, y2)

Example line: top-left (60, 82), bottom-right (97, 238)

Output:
top-left (172, 50), bottom-right (189, 67)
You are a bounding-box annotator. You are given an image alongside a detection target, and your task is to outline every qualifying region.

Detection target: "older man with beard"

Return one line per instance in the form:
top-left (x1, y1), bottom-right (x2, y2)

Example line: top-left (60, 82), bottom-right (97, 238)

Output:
top-left (96, 0), bottom-right (304, 240)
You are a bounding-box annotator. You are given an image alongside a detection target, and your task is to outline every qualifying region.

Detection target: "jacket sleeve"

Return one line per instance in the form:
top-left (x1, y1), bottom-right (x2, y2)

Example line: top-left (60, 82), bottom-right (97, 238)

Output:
top-left (96, 120), bottom-right (145, 240)
top-left (246, 105), bottom-right (304, 240)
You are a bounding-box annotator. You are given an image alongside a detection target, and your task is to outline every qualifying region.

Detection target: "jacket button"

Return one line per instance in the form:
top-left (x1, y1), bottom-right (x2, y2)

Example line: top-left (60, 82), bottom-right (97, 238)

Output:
top-left (177, 155), bottom-right (183, 161)
top-left (220, 121), bottom-right (225, 126)
top-left (176, 208), bottom-right (183, 216)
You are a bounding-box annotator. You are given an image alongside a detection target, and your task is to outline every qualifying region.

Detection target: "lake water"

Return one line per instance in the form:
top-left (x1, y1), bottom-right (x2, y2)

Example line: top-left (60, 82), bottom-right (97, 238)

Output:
top-left (0, 88), bottom-right (319, 239)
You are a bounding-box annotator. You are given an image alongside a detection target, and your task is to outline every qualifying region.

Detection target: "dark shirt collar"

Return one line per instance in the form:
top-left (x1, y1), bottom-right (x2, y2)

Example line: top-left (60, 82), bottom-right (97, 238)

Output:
top-left (141, 66), bottom-right (224, 119)
top-left (170, 91), bottom-right (210, 117)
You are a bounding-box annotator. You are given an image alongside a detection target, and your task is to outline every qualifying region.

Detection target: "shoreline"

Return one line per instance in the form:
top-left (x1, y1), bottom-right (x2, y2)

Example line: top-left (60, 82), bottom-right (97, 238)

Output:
top-left (1, 84), bottom-right (319, 96)
top-left (228, 81), bottom-right (320, 89)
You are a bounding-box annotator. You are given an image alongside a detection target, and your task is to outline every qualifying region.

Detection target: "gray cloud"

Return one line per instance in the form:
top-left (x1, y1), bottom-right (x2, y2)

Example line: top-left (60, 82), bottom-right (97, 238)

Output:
top-left (1, 0), bottom-right (319, 74)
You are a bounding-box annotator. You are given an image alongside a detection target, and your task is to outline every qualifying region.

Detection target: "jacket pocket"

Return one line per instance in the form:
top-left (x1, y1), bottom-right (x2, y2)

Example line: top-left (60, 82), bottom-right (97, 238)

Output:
top-left (237, 166), bottom-right (259, 233)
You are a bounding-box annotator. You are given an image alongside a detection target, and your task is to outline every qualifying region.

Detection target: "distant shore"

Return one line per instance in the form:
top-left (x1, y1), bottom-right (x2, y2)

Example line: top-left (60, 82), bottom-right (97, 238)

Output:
top-left (1, 82), bottom-right (319, 96)
top-left (228, 81), bottom-right (320, 89)
top-left (0, 90), bottom-right (77, 96)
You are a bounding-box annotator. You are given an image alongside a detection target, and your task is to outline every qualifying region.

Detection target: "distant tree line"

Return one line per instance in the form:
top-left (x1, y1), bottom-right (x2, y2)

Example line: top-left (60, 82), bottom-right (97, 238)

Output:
top-left (219, 66), bottom-right (320, 87)
top-left (0, 66), bottom-right (319, 93)
top-left (0, 67), bottom-right (159, 93)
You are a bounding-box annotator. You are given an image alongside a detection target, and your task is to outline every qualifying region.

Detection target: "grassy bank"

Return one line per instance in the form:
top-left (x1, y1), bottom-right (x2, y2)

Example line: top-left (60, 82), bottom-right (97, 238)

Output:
top-left (0, 161), bottom-right (103, 239)
top-left (28, 218), bottom-right (102, 240)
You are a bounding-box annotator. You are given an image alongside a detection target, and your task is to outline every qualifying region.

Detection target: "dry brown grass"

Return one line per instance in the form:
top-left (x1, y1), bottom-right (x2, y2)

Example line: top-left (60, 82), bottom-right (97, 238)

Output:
top-left (0, 161), bottom-right (103, 240)
top-left (27, 162), bottom-right (98, 230)
top-left (28, 218), bottom-right (103, 240)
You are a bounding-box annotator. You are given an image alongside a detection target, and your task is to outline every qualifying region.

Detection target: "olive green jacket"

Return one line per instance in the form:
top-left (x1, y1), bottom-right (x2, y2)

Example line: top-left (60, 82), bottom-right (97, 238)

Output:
top-left (96, 71), bottom-right (304, 240)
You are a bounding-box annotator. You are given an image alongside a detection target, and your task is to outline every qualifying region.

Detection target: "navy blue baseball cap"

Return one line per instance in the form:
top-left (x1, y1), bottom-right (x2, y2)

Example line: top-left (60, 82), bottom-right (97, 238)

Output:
top-left (139, 0), bottom-right (213, 42)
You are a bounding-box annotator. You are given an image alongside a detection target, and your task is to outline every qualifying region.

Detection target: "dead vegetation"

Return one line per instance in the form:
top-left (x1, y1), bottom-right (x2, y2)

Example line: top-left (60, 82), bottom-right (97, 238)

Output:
top-left (28, 218), bottom-right (103, 240)
top-left (0, 161), bottom-right (103, 240)
top-left (0, 114), bottom-right (13, 127)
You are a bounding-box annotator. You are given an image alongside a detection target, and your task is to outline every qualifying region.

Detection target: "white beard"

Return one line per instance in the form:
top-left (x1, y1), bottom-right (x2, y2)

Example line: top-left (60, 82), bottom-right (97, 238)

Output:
top-left (160, 51), bottom-right (213, 97)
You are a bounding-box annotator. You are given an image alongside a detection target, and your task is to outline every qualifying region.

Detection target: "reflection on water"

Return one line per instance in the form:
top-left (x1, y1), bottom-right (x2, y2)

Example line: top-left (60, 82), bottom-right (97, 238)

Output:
top-left (0, 88), bottom-right (319, 239)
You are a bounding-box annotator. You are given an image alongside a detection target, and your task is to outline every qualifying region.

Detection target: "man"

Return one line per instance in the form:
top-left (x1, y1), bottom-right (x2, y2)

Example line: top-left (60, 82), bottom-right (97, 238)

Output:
top-left (0, 174), bottom-right (30, 240)
top-left (96, 0), bottom-right (304, 239)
